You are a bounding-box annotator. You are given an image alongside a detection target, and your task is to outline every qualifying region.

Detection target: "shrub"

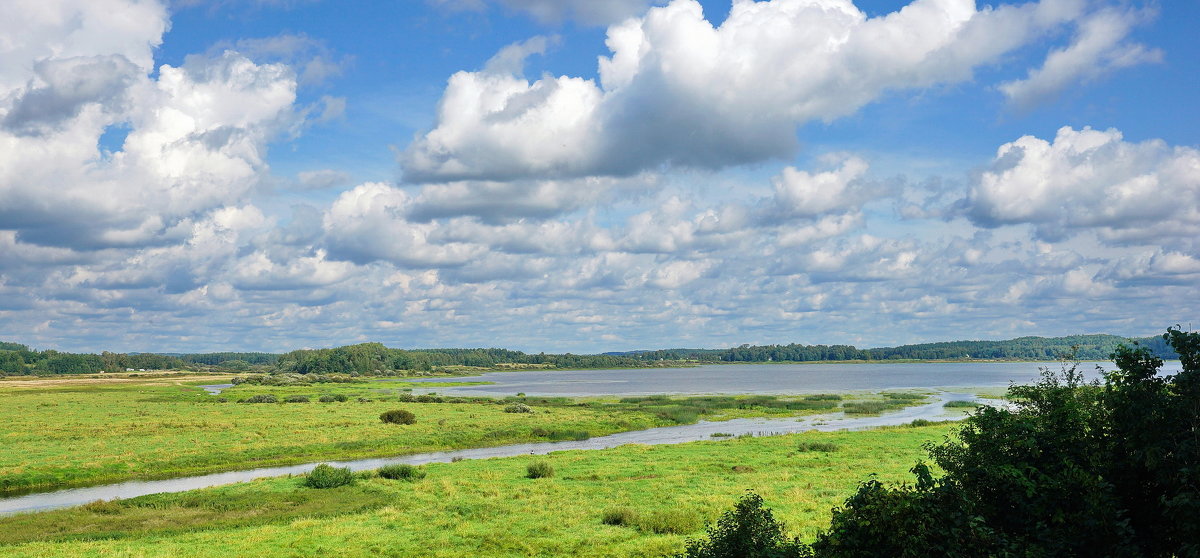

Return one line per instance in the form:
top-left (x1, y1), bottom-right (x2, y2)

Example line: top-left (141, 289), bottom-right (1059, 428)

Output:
top-left (601, 507), bottom-right (638, 526)
top-left (679, 492), bottom-right (809, 557)
top-left (907, 419), bottom-right (934, 427)
top-left (526, 461), bottom-right (554, 479)
top-left (943, 400), bottom-right (979, 408)
top-left (504, 403), bottom-right (533, 413)
top-left (304, 464), bottom-right (354, 489)
top-left (380, 409), bottom-right (416, 424)
top-left (239, 394), bottom-right (278, 404)
top-left (318, 395), bottom-right (337, 403)
top-left (635, 509), bottom-right (703, 535)
top-left (378, 464), bottom-right (426, 481)
top-left (284, 395), bottom-right (310, 403)
top-left (796, 441), bottom-right (839, 453)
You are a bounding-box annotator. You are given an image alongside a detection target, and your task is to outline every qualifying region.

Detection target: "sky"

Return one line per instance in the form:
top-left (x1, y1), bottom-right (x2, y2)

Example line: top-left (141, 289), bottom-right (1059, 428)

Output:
top-left (0, 0), bottom-right (1197, 354)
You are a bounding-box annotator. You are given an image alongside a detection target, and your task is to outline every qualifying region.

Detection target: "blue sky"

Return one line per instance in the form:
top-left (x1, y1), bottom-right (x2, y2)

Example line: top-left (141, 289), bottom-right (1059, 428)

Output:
top-left (0, 0), bottom-right (1196, 353)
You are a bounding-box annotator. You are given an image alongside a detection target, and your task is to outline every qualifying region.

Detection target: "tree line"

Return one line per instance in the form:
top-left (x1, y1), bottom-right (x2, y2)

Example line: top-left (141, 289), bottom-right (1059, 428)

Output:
top-left (0, 332), bottom-right (1180, 376)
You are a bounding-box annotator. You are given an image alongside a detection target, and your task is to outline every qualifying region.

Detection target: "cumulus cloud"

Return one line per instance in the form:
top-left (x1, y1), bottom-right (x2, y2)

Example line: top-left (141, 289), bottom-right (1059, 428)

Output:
top-left (322, 182), bottom-right (486, 267)
top-left (402, 0), bottom-right (1086, 182)
top-left (966, 126), bottom-right (1200, 248)
top-left (0, 4), bottom-right (299, 250)
top-left (1000, 8), bottom-right (1162, 111)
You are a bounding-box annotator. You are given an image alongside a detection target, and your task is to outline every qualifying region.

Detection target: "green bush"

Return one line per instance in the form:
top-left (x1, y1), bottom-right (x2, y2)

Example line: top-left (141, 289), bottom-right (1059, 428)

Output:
top-left (795, 441), bottom-right (839, 453)
top-left (678, 492), bottom-right (809, 557)
top-left (379, 409), bottom-right (416, 425)
top-left (283, 395), bottom-right (310, 403)
top-left (504, 403), bottom-right (533, 413)
top-left (378, 464), bottom-right (425, 481)
top-left (303, 464), bottom-right (354, 489)
top-left (318, 395), bottom-right (338, 403)
top-left (238, 394), bottom-right (278, 404)
top-left (601, 507), bottom-right (638, 526)
top-left (943, 400), bottom-right (979, 408)
top-left (811, 327), bottom-right (1200, 557)
top-left (907, 419), bottom-right (934, 427)
top-left (526, 461), bottom-right (554, 479)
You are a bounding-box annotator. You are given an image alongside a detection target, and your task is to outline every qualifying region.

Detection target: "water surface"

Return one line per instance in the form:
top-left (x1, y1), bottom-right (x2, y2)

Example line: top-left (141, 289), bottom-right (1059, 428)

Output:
top-left (408, 361), bottom-right (1182, 397)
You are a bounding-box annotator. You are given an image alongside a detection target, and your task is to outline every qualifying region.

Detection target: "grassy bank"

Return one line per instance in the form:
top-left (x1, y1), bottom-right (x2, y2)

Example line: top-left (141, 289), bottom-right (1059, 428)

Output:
top-left (0, 378), bottom-right (916, 494)
top-left (0, 423), bottom-right (953, 557)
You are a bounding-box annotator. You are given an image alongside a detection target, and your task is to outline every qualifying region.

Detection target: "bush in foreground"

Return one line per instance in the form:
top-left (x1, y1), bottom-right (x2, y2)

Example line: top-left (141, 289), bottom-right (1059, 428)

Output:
top-left (379, 409), bottom-right (416, 425)
top-left (378, 464), bottom-right (425, 481)
top-left (678, 492), bottom-right (809, 557)
top-left (304, 464), bottom-right (354, 489)
top-left (525, 461), bottom-right (554, 479)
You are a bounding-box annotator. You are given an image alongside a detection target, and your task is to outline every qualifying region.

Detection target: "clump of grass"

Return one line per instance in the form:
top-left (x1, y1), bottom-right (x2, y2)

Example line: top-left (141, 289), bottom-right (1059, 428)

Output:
top-left (710, 432), bottom-right (733, 438)
top-left (504, 403), bottom-right (533, 413)
top-left (634, 509), bottom-right (703, 534)
top-left (526, 461), bottom-right (554, 479)
top-left (81, 499), bottom-right (123, 515)
top-left (842, 401), bottom-right (889, 415)
top-left (944, 400), bottom-right (979, 408)
top-left (907, 419), bottom-right (934, 427)
top-left (796, 441), bottom-right (840, 452)
top-left (378, 464), bottom-right (425, 481)
top-left (303, 464), bottom-right (354, 489)
top-left (731, 465), bottom-right (756, 473)
top-left (379, 409), bottom-right (416, 425)
top-left (318, 394), bottom-right (348, 403)
top-left (601, 507), bottom-right (638, 526)
top-left (283, 395), bottom-right (310, 403)
top-left (238, 394), bottom-right (278, 404)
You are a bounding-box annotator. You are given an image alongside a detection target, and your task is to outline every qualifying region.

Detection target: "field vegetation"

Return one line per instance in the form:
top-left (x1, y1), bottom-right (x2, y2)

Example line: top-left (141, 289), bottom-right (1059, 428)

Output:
top-left (0, 425), bottom-right (951, 556)
top-left (0, 378), bottom-right (914, 494)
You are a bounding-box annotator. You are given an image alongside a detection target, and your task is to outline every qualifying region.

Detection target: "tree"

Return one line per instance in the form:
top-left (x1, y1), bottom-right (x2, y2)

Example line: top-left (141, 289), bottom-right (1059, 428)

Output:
top-left (679, 492), bottom-right (811, 558)
top-left (811, 327), bottom-right (1200, 557)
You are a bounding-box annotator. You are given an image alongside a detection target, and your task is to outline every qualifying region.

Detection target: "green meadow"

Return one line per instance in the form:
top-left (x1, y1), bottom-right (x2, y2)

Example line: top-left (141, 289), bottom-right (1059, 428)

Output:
top-left (0, 423), bottom-right (952, 557)
top-left (0, 376), bottom-right (923, 494)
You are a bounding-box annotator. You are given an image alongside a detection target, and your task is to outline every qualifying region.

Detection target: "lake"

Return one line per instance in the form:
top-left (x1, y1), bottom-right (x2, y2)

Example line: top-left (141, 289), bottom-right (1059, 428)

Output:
top-left (408, 360), bottom-right (1183, 397)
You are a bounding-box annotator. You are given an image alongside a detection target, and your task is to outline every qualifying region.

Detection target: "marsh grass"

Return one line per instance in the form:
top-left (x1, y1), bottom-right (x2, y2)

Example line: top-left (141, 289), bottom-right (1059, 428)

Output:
top-left (0, 425), bottom-right (952, 556)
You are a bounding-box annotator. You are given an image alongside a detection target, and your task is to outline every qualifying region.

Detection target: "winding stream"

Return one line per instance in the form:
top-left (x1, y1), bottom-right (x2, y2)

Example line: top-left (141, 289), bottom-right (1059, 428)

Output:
top-left (0, 391), bottom-right (980, 516)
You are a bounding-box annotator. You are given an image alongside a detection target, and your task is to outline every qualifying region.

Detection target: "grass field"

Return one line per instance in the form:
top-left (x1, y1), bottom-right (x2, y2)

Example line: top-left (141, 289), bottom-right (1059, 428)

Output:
top-left (0, 423), bottom-right (953, 557)
top-left (0, 376), bottom-right (920, 494)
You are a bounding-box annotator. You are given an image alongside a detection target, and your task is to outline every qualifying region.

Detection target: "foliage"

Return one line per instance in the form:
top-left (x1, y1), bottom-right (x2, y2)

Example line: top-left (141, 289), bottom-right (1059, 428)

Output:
top-left (795, 442), bottom-right (838, 453)
top-left (503, 403), bottom-right (533, 413)
top-left (303, 464), bottom-right (355, 489)
top-left (379, 409), bottom-right (416, 425)
top-left (377, 464), bottom-right (425, 481)
top-left (601, 507), bottom-right (638, 526)
top-left (812, 327), bottom-right (1200, 557)
top-left (525, 461), bottom-right (554, 479)
top-left (238, 394), bottom-right (278, 404)
top-left (283, 395), bottom-right (309, 403)
top-left (636, 509), bottom-right (704, 535)
top-left (679, 492), bottom-right (811, 558)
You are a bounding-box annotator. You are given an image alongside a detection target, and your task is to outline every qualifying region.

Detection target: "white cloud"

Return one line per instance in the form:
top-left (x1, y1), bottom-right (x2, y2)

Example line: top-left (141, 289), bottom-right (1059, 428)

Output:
top-left (966, 126), bottom-right (1200, 248)
top-left (767, 155), bottom-right (870, 220)
top-left (1000, 8), bottom-right (1162, 110)
top-left (322, 182), bottom-right (486, 267)
top-left (0, 0), bottom-right (299, 251)
top-left (402, 0), bottom-right (1084, 182)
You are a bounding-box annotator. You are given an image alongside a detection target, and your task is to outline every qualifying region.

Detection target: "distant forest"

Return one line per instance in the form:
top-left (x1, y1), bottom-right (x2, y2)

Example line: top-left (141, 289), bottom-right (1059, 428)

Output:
top-left (0, 333), bottom-right (1180, 376)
